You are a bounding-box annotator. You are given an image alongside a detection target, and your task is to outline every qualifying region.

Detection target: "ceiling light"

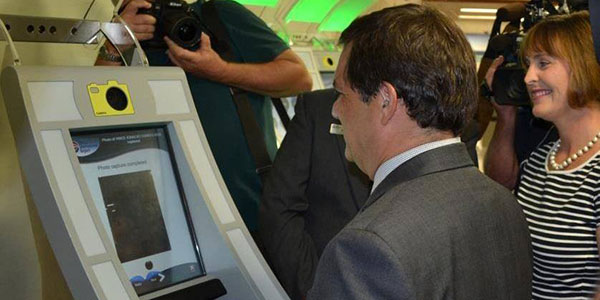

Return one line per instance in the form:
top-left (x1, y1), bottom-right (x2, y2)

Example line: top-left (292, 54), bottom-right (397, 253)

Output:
top-left (458, 15), bottom-right (496, 20)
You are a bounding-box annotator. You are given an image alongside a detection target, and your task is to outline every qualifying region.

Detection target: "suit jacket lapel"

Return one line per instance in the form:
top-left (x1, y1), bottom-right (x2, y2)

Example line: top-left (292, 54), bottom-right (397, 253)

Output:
top-left (362, 143), bottom-right (474, 211)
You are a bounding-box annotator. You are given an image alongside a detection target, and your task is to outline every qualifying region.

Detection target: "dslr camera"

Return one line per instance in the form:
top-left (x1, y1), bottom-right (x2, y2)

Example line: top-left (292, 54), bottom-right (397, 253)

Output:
top-left (485, 0), bottom-right (588, 106)
top-left (137, 0), bottom-right (208, 49)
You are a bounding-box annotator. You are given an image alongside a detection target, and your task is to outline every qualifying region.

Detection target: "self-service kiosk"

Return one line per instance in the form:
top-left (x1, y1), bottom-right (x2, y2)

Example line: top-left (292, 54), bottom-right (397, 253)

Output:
top-left (0, 14), bottom-right (288, 300)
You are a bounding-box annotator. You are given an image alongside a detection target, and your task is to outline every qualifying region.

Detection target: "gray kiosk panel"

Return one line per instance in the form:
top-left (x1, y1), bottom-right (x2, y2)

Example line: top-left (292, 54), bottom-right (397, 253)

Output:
top-left (1, 66), bottom-right (288, 300)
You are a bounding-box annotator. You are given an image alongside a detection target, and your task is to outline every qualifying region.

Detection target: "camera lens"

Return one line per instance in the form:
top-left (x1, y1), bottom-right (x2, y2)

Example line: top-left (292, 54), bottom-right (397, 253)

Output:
top-left (177, 23), bottom-right (197, 42)
top-left (106, 87), bottom-right (128, 111)
top-left (164, 13), bottom-right (202, 49)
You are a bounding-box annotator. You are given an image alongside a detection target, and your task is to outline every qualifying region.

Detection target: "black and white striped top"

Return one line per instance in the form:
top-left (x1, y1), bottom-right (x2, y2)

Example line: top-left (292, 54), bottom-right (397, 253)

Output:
top-left (516, 141), bottom-right (600, 299)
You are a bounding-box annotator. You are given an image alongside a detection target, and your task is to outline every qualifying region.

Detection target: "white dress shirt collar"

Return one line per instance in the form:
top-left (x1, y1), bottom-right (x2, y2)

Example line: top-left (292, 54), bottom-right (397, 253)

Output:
top-left (371, 137), bottom-right (461, 193)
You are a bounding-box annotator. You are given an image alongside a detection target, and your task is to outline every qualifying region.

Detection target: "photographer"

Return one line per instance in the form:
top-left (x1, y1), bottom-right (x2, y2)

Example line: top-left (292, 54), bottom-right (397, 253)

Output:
top-left (97, 0), bottom-right (312, 234)
top-left (487, 11), bottom-right (600, 299)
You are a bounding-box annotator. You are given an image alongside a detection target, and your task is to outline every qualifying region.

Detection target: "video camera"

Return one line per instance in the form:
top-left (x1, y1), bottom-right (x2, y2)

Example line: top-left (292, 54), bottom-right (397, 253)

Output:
top-left (484, 0), bottom-right (588, 106)
top-left (136, 0), bottom-right (209, 49)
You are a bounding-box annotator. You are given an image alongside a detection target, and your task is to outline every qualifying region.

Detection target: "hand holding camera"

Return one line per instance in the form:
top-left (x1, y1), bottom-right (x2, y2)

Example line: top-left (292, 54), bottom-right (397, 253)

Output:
top-left (115, 0), bottom-right (227, 81)
top-left (484, 56), bottom-right (518, 121)
top-left (485, 55), bottom-right (504, 89)
top-left (119, 0), bottom-right (208, 49)
top-left (164, 32), bottom-right (229, 82)
top-left (137, 0), bottom-right (208, 49)
top-left (120, 0), bottom-right (156, 41)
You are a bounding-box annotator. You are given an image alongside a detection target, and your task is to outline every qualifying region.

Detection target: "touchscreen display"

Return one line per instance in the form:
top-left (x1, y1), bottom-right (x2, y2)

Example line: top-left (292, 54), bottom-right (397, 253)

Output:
top-left (72, 126), bottom-right (204, 295)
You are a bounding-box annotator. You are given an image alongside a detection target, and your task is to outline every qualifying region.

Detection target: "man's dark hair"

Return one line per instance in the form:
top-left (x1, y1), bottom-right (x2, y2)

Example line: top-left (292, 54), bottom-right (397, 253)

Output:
top-left (339, 4), bottom-right (477, 135)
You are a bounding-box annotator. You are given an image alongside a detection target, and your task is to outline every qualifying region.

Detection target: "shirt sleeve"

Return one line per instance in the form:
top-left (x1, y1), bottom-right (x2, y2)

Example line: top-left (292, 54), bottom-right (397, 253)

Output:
top-left (214, 0), bottom-right (289, 63)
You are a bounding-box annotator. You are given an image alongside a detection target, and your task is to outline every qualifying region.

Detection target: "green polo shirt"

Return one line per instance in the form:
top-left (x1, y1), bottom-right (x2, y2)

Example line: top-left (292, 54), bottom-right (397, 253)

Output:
top-left (145, 0), bottom-right (288, 231)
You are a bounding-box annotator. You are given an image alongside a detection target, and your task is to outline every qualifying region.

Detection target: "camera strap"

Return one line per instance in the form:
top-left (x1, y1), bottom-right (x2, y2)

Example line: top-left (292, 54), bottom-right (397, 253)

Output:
top-left (201, 0), bottom-right (287, 182)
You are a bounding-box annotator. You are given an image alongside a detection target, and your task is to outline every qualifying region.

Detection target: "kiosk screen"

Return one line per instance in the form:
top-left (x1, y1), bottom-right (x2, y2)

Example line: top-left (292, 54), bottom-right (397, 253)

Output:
top-left (72, 126), bottom-right (205, 295)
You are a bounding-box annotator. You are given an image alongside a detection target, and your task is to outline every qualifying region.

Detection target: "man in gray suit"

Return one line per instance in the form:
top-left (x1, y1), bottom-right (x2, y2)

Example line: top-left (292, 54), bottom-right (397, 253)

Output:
top-left (307, 4), bottom-right (532, 299)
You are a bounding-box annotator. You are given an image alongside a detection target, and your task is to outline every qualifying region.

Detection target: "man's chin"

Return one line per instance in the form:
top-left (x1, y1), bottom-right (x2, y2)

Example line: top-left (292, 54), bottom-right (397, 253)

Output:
top-left (344, 148), bottom-right (354, 162)
top-left (345, 149), bottom-right (371, 178)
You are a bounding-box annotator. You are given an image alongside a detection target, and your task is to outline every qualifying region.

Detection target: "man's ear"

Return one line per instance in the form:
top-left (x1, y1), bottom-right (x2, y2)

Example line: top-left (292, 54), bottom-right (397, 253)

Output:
top-left (379, 81), bottom-right (399, 125)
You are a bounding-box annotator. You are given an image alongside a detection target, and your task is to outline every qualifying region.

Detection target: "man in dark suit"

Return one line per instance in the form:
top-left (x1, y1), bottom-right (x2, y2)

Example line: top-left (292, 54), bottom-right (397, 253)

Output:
top-left (307, 4), bottom-right (532, 299)
top-left (259, 88), bottom-right (371, 300)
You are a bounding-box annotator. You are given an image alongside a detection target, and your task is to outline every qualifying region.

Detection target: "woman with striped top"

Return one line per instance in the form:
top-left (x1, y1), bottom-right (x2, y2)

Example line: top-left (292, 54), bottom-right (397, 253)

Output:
top-left (488, 11), bottom-right (600, 299)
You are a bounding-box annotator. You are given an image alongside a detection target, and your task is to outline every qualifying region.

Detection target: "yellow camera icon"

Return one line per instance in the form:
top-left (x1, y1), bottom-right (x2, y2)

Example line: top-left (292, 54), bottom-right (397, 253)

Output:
top-left (87, 80), bottom-right (134, 117)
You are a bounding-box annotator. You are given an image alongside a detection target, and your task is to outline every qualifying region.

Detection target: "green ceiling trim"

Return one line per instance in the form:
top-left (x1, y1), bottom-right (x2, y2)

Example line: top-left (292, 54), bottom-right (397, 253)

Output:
top-left (285, 0), bottom-right (340, 23)
top-left (318, 0), bottom-right (374, 32)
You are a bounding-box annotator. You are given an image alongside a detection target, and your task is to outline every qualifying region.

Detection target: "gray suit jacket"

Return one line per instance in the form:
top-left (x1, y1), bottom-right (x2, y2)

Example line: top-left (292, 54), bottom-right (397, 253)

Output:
top-left (259, 89), bottom-right (371, 299)
top-left (308, 143), bottom-right (532, 299)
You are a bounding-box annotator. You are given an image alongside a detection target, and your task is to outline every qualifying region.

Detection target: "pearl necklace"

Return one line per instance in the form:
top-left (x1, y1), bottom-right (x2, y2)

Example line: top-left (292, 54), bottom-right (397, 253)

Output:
top-left (549, 132), bottom-right (600, 170)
